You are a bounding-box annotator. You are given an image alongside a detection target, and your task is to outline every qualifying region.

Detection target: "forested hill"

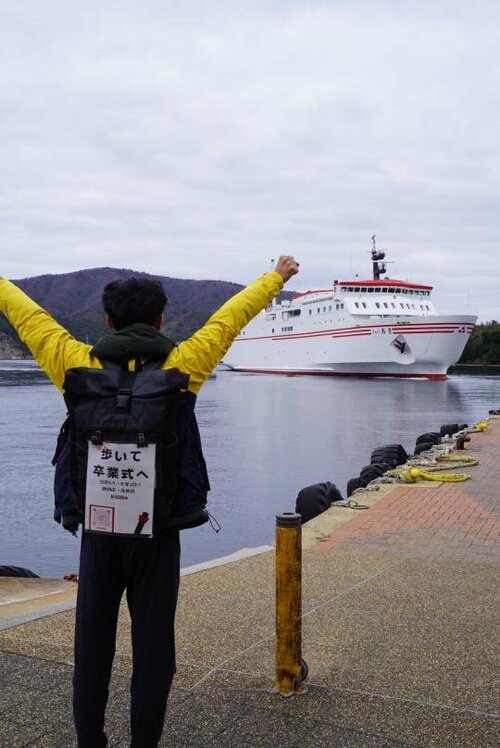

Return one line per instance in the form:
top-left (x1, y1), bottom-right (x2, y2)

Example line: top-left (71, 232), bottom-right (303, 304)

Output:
top-left (459, 321), bottom-right (500, 365)
top-left (0, 267), bottom-right (293, 357)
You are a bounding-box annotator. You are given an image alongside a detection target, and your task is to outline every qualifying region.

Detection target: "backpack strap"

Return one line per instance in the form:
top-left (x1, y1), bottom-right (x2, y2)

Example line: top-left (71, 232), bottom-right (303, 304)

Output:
top-left (51, 416), bottom-right (70, 466)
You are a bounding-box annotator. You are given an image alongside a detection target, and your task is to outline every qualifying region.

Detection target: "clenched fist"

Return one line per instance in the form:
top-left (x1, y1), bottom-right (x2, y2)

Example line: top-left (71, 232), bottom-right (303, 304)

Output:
top-left (273, 256), bottom-right (300, 283)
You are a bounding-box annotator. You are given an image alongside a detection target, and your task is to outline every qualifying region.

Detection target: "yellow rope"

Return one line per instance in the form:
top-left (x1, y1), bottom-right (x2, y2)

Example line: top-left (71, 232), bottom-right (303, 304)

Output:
top-left (471, 421), bottom-right (488, 432)
top-left (387, 466), bottom-right (471, 483)
top-left (436, 454), bottom-right (478, 464)
top-left (408, 459), bottom-right (477, 472)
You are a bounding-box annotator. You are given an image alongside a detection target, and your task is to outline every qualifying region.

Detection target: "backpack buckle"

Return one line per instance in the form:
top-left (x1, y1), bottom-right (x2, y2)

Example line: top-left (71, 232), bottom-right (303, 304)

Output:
top-left (116, 388), bottom-right (132, 413)
top-left (137, 432), bottom-right (148, 448)
top-left (91, 430), bottom-right (103, 446)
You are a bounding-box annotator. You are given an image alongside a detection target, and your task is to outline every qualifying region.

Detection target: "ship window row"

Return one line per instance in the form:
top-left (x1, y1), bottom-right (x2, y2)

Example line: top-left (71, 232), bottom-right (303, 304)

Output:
top-left (341, 286), bottom-right (430, 296)
top-left (353, 301), bottom-right (432, 311)
top-left (281, 326), bottom-right (293, 332)
top-left (306, 304), bottom-right (344, 315)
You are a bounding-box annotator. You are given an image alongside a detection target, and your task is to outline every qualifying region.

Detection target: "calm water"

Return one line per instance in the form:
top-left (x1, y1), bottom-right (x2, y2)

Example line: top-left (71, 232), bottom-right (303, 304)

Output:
top-left (0, 360), bottom-right (498, 578)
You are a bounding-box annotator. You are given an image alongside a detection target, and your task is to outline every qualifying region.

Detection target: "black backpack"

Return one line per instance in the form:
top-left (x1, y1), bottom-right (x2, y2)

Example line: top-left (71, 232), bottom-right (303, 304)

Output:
top-left (52, 361), bottom-right (189, 537)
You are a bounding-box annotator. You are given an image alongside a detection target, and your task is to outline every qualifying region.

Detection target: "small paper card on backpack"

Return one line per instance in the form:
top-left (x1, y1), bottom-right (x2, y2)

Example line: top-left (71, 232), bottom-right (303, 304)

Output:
top-left (84, 441), bottom-right (156, 537)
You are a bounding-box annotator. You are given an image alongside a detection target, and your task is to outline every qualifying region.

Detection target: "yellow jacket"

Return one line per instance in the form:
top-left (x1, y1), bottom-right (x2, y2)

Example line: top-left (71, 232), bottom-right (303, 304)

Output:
top-left (0, 272), bottom-right (284, 394)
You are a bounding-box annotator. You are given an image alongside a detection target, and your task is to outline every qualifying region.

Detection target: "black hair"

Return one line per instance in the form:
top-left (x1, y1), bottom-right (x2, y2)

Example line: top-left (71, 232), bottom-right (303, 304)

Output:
top-left (102, 277), bottom-right (168, 330)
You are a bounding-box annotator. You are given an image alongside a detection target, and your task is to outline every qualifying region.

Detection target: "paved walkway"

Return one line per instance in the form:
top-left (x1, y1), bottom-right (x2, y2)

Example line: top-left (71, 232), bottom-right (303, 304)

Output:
top-left (1, 416), bottom-right (499, 747)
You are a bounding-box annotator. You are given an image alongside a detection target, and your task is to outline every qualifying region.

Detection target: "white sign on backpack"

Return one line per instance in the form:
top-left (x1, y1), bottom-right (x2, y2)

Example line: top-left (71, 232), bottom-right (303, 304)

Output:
top-left (84, 441), bottom-right (156, 537)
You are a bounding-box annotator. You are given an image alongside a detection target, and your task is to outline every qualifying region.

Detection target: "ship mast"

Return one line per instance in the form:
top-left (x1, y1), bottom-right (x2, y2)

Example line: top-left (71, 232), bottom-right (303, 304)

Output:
top-left (371, 234), bottom-right (387, 280)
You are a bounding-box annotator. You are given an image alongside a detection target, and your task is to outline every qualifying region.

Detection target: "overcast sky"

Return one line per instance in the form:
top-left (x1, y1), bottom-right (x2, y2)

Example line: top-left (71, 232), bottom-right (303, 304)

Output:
top-left (1, 1), bottom-right (498, 320)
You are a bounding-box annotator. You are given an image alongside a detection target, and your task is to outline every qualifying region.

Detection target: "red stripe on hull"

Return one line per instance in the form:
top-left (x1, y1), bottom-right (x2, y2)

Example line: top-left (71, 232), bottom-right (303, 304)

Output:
top-left (228, 368), bottom-right (447, 381)
top-left (236, 322), bottom-right (473, 343)
top-left (393, 329), bottom-right (456, 334)
top-left (387, 323), bottom-right (472, 332)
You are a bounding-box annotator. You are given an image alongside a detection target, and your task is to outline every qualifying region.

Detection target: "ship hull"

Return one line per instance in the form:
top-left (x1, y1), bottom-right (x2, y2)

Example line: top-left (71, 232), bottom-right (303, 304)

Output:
top-left (224, 315), bottom-right (476, 381)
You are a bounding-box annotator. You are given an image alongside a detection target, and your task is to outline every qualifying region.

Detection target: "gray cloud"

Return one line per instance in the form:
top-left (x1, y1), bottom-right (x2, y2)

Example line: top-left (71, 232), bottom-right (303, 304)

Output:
top-left (1, 1), bottom-right (498, 320)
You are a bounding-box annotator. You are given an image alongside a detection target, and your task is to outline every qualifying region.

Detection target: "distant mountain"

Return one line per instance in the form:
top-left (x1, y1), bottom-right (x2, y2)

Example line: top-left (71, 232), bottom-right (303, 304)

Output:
top-left (0, 267), bottom-right (293, 357)
top-left (0, 332), bottom-right (26, 358)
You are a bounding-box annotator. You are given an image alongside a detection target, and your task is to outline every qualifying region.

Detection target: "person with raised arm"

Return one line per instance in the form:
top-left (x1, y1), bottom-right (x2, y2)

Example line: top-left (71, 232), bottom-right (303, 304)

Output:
top-left (0, 255), bottom-right (299, 748)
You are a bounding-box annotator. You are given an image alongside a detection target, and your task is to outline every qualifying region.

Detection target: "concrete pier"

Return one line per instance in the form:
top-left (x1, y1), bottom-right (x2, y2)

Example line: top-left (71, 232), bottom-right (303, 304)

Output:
top-left (1, 416), bottom-right (498, 746)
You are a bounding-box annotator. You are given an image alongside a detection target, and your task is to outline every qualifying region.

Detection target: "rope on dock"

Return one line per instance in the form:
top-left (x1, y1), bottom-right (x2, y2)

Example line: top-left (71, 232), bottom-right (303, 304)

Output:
top-left (385, 466), bottom-right (471, 483)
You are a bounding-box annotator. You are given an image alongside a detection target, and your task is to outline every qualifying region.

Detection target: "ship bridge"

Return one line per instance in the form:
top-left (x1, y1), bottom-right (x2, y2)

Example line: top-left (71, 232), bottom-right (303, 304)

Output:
top-left (335, 279), bottom-right (436, 317)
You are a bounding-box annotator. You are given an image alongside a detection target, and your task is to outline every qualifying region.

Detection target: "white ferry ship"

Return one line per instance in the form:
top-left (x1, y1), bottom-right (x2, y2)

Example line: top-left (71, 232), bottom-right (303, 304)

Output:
top-left (223, 238), bottom-right (476, 381)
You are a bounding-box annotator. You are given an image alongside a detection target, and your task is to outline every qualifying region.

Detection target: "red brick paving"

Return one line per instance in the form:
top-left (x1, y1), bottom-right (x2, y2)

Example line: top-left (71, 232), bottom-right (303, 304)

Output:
top-left (311, 417), bottom-right (500, 563)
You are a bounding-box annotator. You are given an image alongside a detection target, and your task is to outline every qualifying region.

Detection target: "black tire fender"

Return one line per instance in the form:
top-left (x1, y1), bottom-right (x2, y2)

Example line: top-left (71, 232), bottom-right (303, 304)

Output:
top-left (0, 566), bottom-right (40, 578)
top-left (295, 482), bottom-right (343, 523)
top-left (347, 477), bottom-right (364, 497)
top-left (415, 432), bottom-right (441, 446)
top-left (413, 441), bottom-right (436, 455)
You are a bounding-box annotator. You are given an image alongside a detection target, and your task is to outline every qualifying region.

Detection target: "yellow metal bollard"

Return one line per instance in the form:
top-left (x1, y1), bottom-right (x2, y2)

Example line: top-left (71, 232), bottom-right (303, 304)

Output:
top-left (275, 512), bottom-right (305, 695)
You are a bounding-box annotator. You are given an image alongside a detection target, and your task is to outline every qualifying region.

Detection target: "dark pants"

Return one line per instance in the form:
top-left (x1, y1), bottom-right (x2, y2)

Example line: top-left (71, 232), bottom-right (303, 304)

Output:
top-left (73, 530), bottom-right (180, 748)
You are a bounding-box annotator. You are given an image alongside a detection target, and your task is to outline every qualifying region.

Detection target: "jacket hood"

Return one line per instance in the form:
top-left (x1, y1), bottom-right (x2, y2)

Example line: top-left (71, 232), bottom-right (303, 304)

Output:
top-left (91, 323), bottom-right (175, 363)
